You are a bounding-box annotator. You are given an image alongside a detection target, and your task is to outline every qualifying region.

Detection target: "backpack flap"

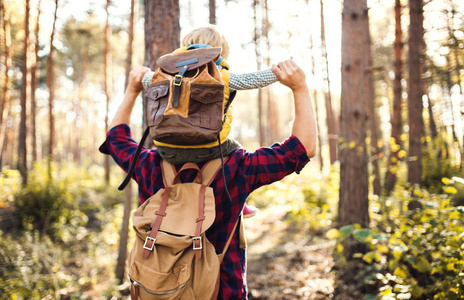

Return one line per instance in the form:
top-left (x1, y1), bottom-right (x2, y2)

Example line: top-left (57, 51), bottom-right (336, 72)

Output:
top-left (156, 47), bottom-right (222, 74)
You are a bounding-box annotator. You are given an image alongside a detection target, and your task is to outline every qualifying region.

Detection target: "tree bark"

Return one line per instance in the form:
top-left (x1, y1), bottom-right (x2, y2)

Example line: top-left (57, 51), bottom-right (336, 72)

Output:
top-left (18, 0), bottom-right (33, 185)
top-left (104, 0), bottom-right (112, 183)
top-left (339, 0), bottom-right (370, 257)
top-left (209, 0), bottom-right (216, 25)
top-left (116, 0), bottom-right (137, 284)
top-left (30, 0), bottom-right (42, 163)
top-left (143, 0), bottom-right (180, 148)
top-left (309, 29), bottom-right (323, 171)
top-left (320, 0), bottom-right (338, 164)
top-left (47, 0), bottom-right (58, 178)
top-left (364, 13), bottom-right (381, 196)
top-left (253, 0), bottom-right (265, 146)
top-left (407, 0), bottom-right (425, 185)
top-left (0, 0), bottom-right (12, 171)
top-left (384, 0), bottom-right (404, 195)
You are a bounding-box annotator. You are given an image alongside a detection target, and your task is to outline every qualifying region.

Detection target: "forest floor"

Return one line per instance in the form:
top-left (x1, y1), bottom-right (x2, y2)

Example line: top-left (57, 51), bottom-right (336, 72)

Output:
top-left (246, 205), bottom-right (361, 300)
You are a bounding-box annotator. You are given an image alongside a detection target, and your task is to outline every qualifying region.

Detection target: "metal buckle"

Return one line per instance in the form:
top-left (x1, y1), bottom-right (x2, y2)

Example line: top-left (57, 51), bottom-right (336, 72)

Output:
top-left (192, 237), bottom-right (202, 250)
top-left (143, 236), bottom-right (156, 251)
top-left (174, 75), bottom-right (183, 86)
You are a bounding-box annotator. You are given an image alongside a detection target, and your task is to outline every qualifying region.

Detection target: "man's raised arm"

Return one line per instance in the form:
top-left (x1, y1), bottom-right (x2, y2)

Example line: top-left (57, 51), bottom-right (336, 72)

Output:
top-left (272, 59), bottom-right (317, 157)
top-left (109, 67), bottom-right (151, 131)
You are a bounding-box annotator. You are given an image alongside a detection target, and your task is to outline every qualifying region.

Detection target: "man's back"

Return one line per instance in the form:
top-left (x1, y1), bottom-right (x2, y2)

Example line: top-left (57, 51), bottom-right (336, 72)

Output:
top-left (99, 123), bottom-right (309, 299)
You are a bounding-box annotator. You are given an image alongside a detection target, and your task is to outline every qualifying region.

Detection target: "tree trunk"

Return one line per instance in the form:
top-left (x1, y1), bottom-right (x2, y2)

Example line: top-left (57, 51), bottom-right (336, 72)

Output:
top-left (320, 0), bottom-right (338, 164)
top-left (116, 0), bottom-right (137, 284)
top-left (0, 0), bottom-right (12, 171)
top-left (104, 0), bottom-right (112, 183)
top-left (384, 0), bottom-right (404, 195)
top-left (364, 14), bottom-right (381, 196)
top-left (209, 0), bottom-right (216, 24)
top-left (47, 0), bottom-right (58, 178)
top-left (143, 0), bottom-right (180, 148)
top-left (339, 0), bottom-right (370, 257)
top-left (407, 0), bottom-right (424, 185)
top-left (253, 0), bottom-right (265, 146)
top-left (31, 0), bottom-right (41, 163)
top-left (309, 29), bottom-right (323, 171)
top-left (18, 0), bottom-right (33, 185)
top-left (262, 0), bottom-right (275, 145)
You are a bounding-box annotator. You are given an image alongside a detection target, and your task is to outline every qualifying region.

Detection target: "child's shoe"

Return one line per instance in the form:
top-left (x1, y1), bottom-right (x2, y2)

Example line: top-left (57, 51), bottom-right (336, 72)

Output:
top-left (243, 204), bottom-right (258, 218)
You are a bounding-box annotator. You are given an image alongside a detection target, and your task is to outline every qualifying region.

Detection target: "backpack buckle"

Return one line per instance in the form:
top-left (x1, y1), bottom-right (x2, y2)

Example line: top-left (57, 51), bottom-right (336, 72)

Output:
top-left (143, 236), bottom-right (156, 251)
top-left (173, 75), bottom-right (183, 86)
top-left (192, 237), bottom-right (202, 250)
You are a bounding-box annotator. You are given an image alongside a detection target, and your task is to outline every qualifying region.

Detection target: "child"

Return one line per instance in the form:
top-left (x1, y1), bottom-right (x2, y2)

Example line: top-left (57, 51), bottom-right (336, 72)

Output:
top-left (142, 26), bottom-right (279, 218)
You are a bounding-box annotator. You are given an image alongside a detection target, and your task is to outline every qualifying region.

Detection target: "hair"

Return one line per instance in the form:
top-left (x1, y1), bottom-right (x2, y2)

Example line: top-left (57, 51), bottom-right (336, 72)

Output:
top-left (182, 26), bottom-right (230, 59)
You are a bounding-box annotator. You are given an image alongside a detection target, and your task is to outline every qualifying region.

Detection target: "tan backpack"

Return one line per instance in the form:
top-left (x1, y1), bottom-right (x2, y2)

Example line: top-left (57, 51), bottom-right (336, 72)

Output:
top-left (128, 158), bottom-right (237, 299)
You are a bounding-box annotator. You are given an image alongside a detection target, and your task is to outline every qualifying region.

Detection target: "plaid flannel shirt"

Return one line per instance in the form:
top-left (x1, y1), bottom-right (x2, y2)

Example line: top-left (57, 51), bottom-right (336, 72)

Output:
top-left (99, 124), bottom-right (309, 299)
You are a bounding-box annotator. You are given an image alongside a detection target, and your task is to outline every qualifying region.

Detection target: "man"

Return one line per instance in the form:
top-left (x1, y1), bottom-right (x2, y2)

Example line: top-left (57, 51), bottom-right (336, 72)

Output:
top-left (100, 59), bottom-right (317, 299)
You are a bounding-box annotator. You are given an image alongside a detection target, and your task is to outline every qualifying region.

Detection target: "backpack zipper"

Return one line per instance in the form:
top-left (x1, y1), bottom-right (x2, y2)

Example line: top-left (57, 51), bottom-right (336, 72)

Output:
top-left (130, 277), bottom-right (189, 295)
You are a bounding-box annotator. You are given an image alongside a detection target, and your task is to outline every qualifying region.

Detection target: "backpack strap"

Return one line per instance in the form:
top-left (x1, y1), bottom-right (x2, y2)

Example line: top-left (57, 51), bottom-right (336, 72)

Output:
top-left (200, 158), bottom-right (224, 185)
top-left (118, 127), bottom-right (150, 191)
top-left (192, 158), bottom-right (227, 260)
top-left (161, 159), bottom-right (176, 187)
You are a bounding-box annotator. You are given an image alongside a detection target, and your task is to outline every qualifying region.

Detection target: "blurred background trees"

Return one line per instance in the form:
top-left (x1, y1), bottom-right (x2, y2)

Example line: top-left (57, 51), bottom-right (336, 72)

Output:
top-left (1, 0), bottom-right (464, 298)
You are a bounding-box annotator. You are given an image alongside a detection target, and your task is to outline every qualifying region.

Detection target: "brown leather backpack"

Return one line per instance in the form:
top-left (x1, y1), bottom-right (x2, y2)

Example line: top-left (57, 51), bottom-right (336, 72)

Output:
top-left (128, 158), bottom-right (237, 299)
top-left (119, 47), bottom-right (232, 191)
top-left (147, 47), bottom-right (225, 146)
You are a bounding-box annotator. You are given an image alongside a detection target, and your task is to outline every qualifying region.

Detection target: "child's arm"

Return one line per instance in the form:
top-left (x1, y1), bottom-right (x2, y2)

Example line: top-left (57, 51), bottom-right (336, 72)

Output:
top-left (141, 68), bottom-right (279, 92)
top-left (229, 69), bottom-right (279, 92)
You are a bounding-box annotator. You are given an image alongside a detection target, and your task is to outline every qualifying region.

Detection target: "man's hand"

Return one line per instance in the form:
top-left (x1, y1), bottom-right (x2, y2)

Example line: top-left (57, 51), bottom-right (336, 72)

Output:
top-left (109, 66), bottom-right (150, 130)
top-left (272, 59), bottom-right (307, 92)
top-left (126, 66), bottom-right (151, 95)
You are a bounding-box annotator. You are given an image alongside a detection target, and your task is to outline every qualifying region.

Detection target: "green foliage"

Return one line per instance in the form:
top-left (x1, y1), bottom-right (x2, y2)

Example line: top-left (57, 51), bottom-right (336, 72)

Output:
top-left (328, 185), bottom-right (464, 299)
top-left (248, 165), bottom-right (338, 232)
top-left (0, 162), bottom-right (130, 298)
top-left (422, 137), bottom-right (461, 194)
top-left (14, 163), bottom-right (85, 239)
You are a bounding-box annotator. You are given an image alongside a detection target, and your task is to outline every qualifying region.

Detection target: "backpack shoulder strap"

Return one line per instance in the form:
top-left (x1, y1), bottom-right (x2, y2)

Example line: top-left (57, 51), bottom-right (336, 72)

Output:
top-left (218, 217), bottom-right (240, 262)
top-left (161, 159), bottom-right (176, 187)
top-left (201, 158), bottom-right (227, 186)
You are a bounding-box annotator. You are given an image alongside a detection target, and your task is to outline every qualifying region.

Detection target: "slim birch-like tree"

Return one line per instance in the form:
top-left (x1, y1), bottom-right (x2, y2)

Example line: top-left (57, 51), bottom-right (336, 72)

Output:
top-left (320, 0), bottom-right (338, 164)
top-left (47, 0), bottom-right (59, 178)
top-left (104, 0), bottom-right (112, 183)
top-left (408, 0), bottom-right (425, 185)
top-left (18, 0), bottom-right (33, 184)
top-left (0, 0), bottom-right (12, 171)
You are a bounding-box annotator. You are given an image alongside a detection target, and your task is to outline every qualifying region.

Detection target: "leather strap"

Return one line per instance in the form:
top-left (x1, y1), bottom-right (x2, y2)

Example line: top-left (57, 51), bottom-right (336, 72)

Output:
top-left (142, 185), bottom-right (171, 259)
top-left (173, 65), bottom-right (189, 108)
top-left (118, 127), bottom-right (150, 190)
top-left (173, 163), bottom-right (202, 185)
top-left (218, 217), bottom-right (240, 262)
top-left (130, 283), bottom-right (139, 299)
top-left (193, 184), bottom-right (207, 260)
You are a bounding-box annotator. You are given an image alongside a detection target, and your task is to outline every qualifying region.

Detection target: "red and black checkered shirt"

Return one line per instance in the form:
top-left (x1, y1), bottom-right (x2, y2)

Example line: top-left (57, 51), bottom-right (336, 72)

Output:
top-left (100, 124), bottom-right (310, 299)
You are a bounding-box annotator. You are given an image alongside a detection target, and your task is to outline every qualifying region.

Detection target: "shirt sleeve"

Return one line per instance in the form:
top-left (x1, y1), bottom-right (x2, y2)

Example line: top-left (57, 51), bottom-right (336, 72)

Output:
top-left (142, 71), bottom-right (155, 91)
top-left (98, 124), bottom-right (159, 185)
top-left (229, 69), bottom-right (279, 92)
top-left (237, 136), bottom-right (310, 193)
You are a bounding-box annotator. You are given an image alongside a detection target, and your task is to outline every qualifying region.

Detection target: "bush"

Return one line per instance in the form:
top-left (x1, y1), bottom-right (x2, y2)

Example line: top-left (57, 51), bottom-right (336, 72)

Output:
top-left (328, 186), bottom-right (464, 299)
top-left (13, 162), bottom-right (88, 240)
